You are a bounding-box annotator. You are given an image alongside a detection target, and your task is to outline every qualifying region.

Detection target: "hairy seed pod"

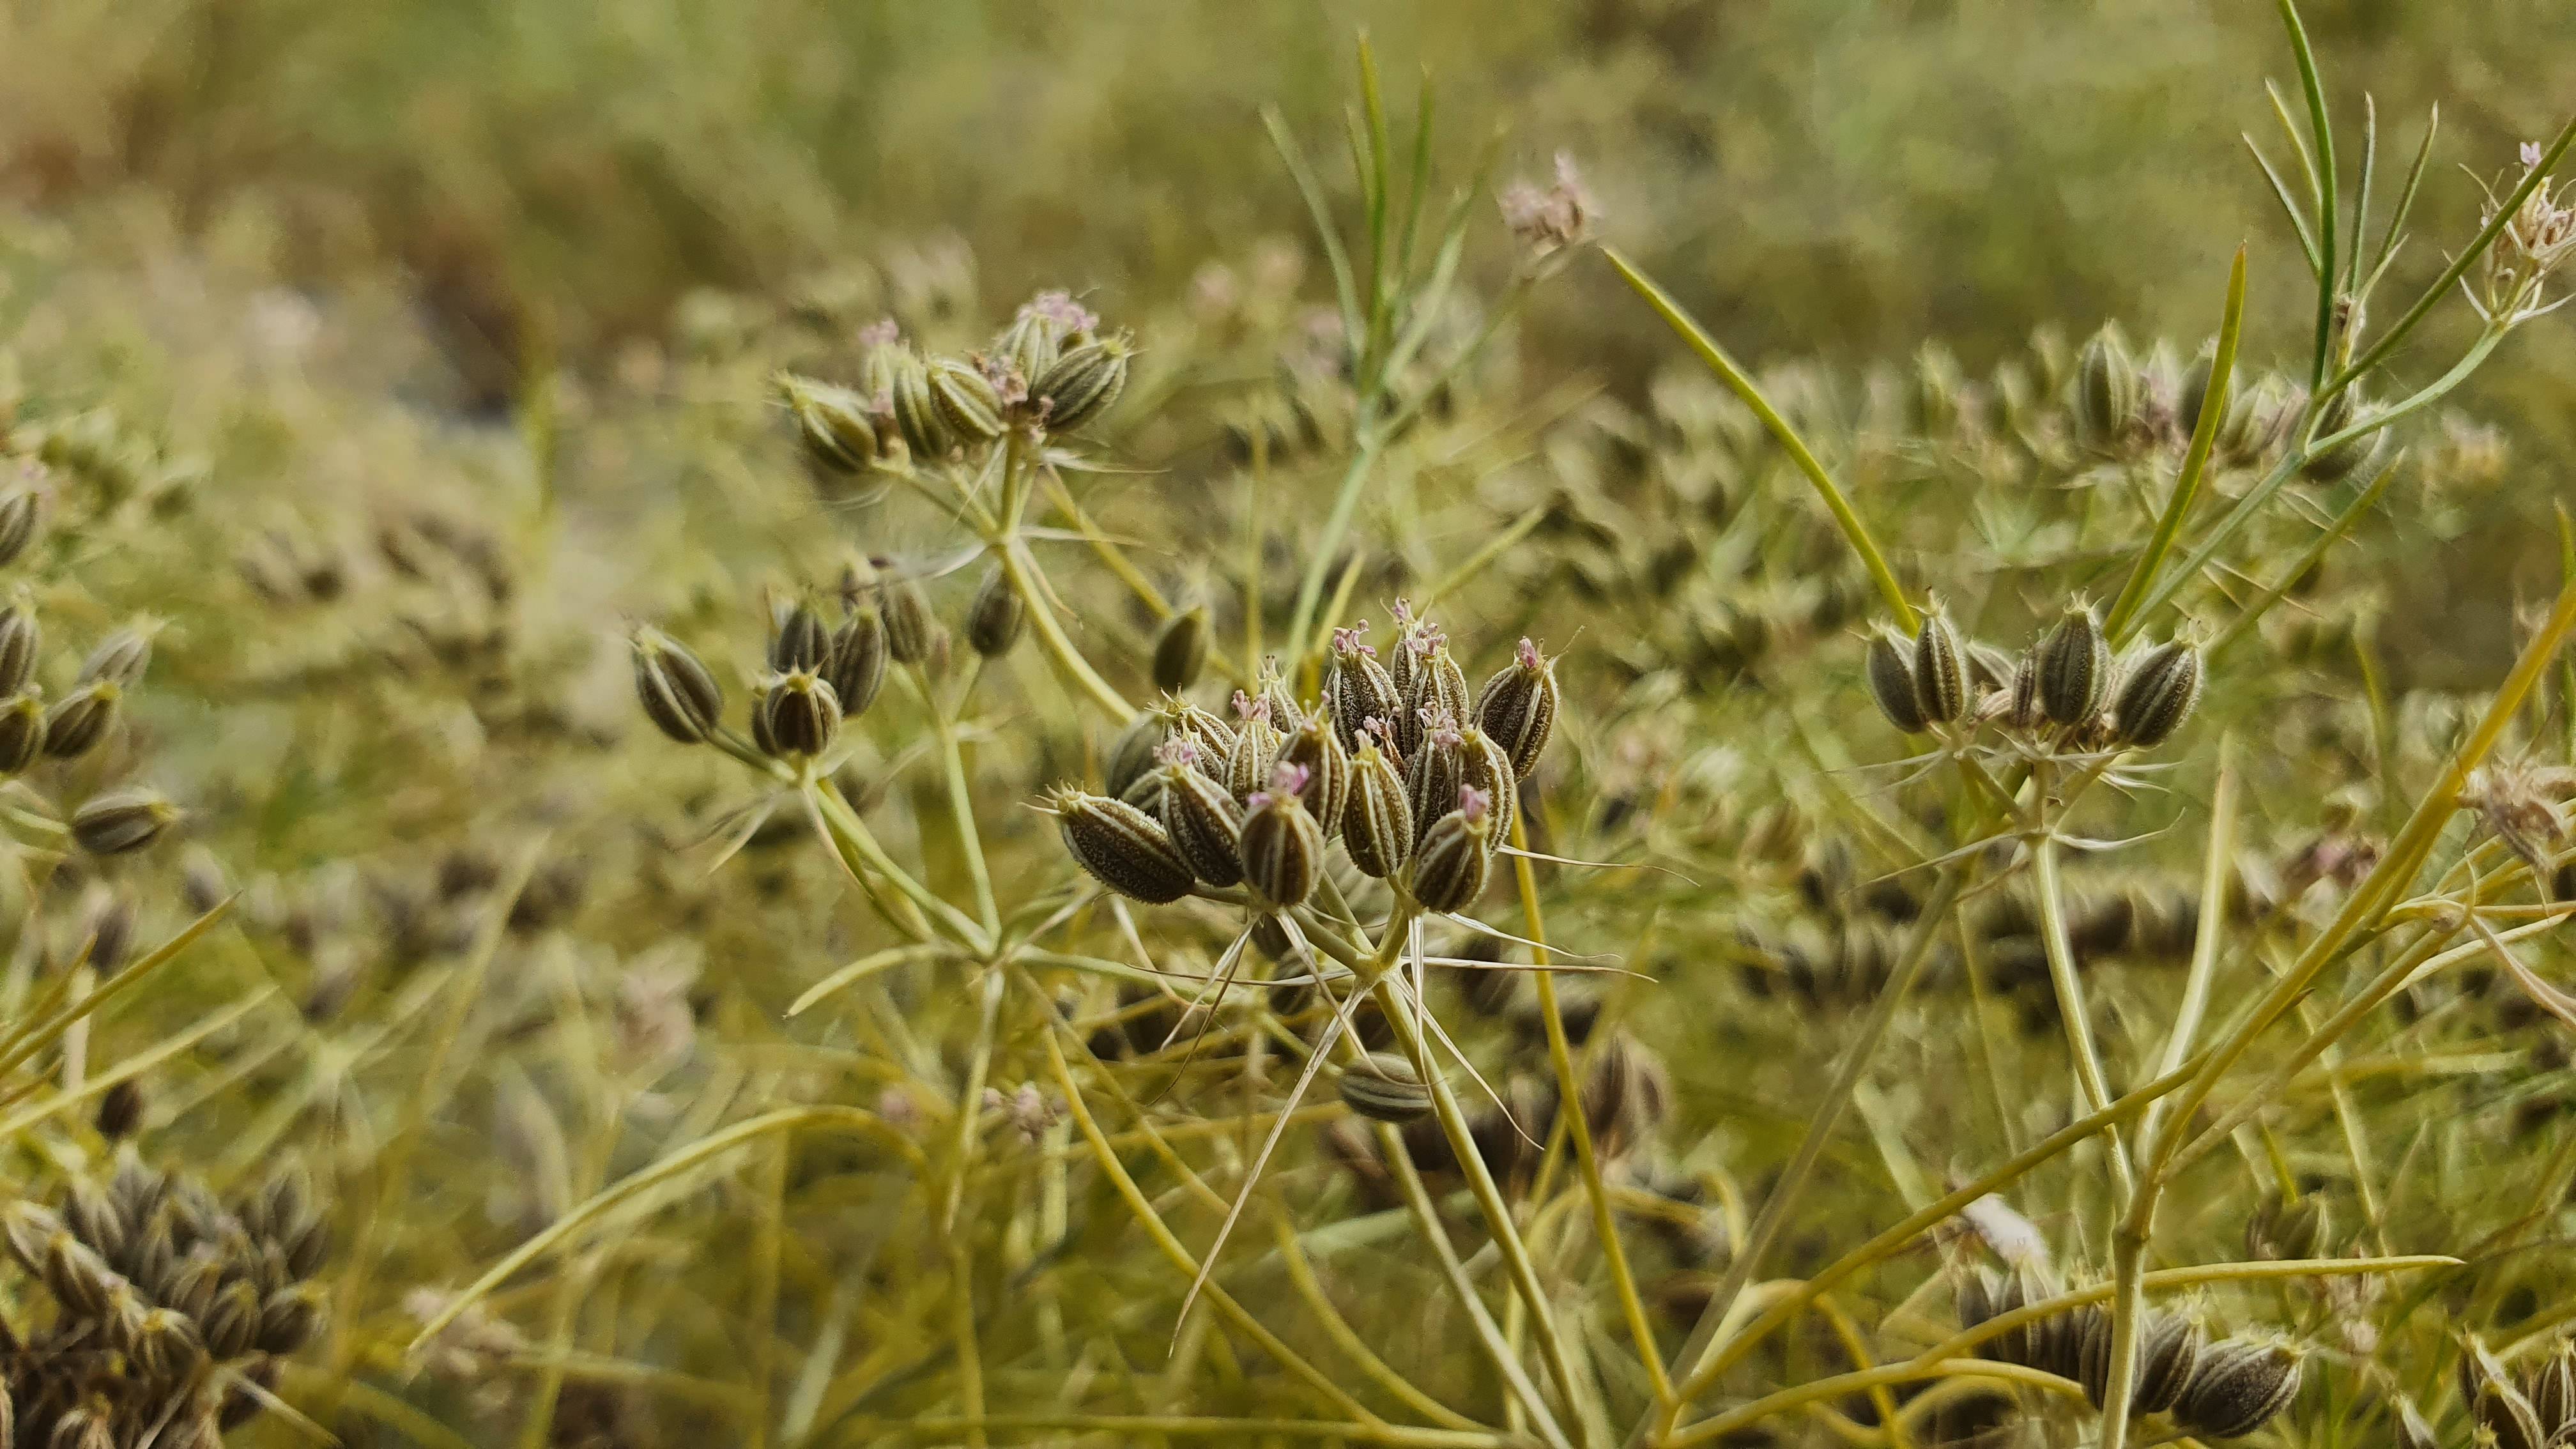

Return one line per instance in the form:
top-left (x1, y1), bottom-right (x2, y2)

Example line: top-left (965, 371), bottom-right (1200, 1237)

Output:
top-left (1104, 710), bottom-right (1168, 801)
top-left (1157, 745), bottom-right (1248, 888)
top-left (1410, 788), bottom-right (1496, 913)
top-left (1169, 697), bottom-right (1237, 777)
top-left (926, 358), bottom-right (1005, 444)
top-left (0, 691), bottom-right (43, 773)
top-left (2175, 1338), bottom-right (2303, 1439)
top-left (1278, 708), bottom-right (1351, 837)
top-left (825, 606), bottom-right (889, 719)
top-left (965, 567), bottom-right (1025, 657)
top-left (631, 627), bottom-right (724, 744)
top-left (1050, 788), bottom-right (1195, 904)
top-left (2074, 323), bottom-right (2140, 450)
top-left (1866, 627), bottom-right (1927, 733)
top-left (2, 1205), bottom-right (59, 1279)
top-left (1457, 726), bottom-right (1519, 844)
top-left (2071, 1304), bottom-right (2114, 1402)
top-left (1476, 637), bottom-right (1560, 776)
top-left (0, 598), bottom-right (35, 695)
top-left (888, 352), bottom-right (953, 459)
top-left (2463, 1335), bottom-right (2517, 1423)
top-left (1913, 610), bottom-right (1968, 725)
top-left (2112, 639), bottom-right (2204, 748)
top-left (1407, 712), bottom-right (1468, 847)
top-left (1239, 766), bottom-right (1324, 910)
top-left (776, 372), bottom-right (880, 472)
top-left (755, 671), bottom-right (841, 758)
top-left (1340, 1052), bottom-right (1434, 1123)
top-left (0, 486), bottom-right (40, 570)
top-left (1034, 336), bottom-right (1132, 431)
top-left (42, 679), bottom-right (119, 759)
top-left (2480, 1378), bottom-right (2550, 1449)
top-left (2037, 602), bottom-right (2112, 726)
top-left (2525, 1341), bottom-right (2576, 1431)
top-left (769, 597), bottom-right (831, 673)
top-left (1255, 656), bottom-right (1301, 728)
top-left (2005, 652), bottom-right (2043, 728)
top-left (1420, 643), bottom-right (1471, 739)
top-left (72, 789), bottom-right (180, 855)
top-left (1343, 737), bottom-right (1413, 879)
top-left (1329, 626), bottom-right (1402, 752)
top-left (51, 1400), bottom-right (113, 1449)
top-left (877, 572), bottom-right (933, 665)
top-left (1387, 603), bottom-right (1429, 717)
top-left (203, 1279), bottom-right (263, 1360)
top-left (2134, 1309), bottom-right (2207, 1415)
top-left (258, 1283), bottom-right (325, 1354)
top-left (997, 308), bottom-right (1066, 383)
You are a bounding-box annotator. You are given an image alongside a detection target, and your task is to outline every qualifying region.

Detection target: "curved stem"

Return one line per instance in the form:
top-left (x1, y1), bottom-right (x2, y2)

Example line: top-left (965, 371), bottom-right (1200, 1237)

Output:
top-left (998, 537), bottom-right (1133, 723)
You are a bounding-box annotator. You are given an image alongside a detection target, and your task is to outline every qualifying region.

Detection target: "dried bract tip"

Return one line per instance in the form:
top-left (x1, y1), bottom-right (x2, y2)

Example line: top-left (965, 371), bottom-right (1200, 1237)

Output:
top-left (631, 627), bottom-right (724, 744)
top-left (1049, 787), bottom-right (1196, 904)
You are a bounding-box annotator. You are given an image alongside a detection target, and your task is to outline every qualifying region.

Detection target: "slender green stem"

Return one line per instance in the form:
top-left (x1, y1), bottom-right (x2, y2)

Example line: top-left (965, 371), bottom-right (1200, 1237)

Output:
top-left (1284, 427), bottom-right (1387, 668)
top-left (2030, 818), bottom-right (2133, 1199)
top-left (912, 665), bottom-right (1000, 937)
top-left (1602, 245), bottom-right (1915, 633)
top-left (806, 778), bottom-right (986, 951)
top-left (2275, 0), bottom-right (2336, 392)
top-left (1644, 862), bottom-right (1970, 1443)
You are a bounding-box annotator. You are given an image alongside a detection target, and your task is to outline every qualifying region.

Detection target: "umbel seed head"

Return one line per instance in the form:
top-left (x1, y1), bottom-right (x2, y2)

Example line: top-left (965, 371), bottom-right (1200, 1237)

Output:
top-left (72, 789), bottom-right (180, 855)
top-left (2036, 601), bottom-right (2112, 726)
top-left (2112, 638), bottom-right (2205, 749)
top-left (1475, 637), bottom-right (1559, 777)
top-left (1865, 627), bottom-right (1926, 733)
top-left (631, 627), bottom-right (724, 745)
top-left (1049, 786), bottom-right (1195, 905)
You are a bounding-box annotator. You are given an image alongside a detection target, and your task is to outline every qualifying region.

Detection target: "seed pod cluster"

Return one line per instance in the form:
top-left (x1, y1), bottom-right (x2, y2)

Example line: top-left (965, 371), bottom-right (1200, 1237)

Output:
top-left (2460, 1334), bottom-right (2576, 1449)
top-left (632, 578), bottom-right (898, 759)
top-left (1958, 1265), bottom-right (2298, 1438)
top-left (1861, 602), bottom-right (2204, 755)
top-left (1, 1152), bottom-right (330, 1445)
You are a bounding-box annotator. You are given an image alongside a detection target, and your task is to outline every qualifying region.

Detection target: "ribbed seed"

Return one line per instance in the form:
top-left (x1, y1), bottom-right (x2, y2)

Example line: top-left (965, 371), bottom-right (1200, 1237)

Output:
top-left (928, 358), bottom-right (1006, 443)
top-left (755, 670), bottom-right (841, 758)
top-left (1866, 627), bottom-right (1926, 733)
top-left (0, 598), bottom-right (36, 696)
top-left (776, 372), bottom-right (880, 472)
top-left (1157, 749), bottom-right (1247, 887)
top-left (2075, 323), bottom-right (2140, 450)
top-left (965, 566), bottom-right (1025, 657)
top-left (1338, 1052), bottom-right (1434, 1123)
top-left (1913, 610), bottom-right (1968, 725)
top-left (1409, 790), bottom-right (1494, 913)
top-left (72, 789), bottom-right (180, 855)
top-left (1406, 712), bottom-right (1467, 847)
top-left (2174, 1338), bottom-right (2302, 1439)
top-left (1238, 774), bottom-right (1322, 910)
top-left (1328, 626), bottom-right (1400, 752)
top-left (889, 353), bottom-right (953, 459)
top-left (825, 607), bottom-right (889, 718)
top-left (1457, 726), bottom-right (1519, 844)
top-left (0, 691), bottom-right (45, 772)
top-left (878, 572), bottom-right (935, 665)
top-left (1278, 709), bottom-right (1351, 838)
top-left (1052, 788), bottom-right (1195, 904)
top-left (42, 679), bottom-right (119, 759)
top-left (1032, 336), bottom-right (1131, 431)
top-left (0, 484), bottom-right (41, 567)
top-left (769, 597), bottom-right (831, 673)
top-left (631, 627), bottom-right (724, 744)
top-left (1104, 710), bottom-right (1169, 800)
top-left (2036, 602), bottom-right (2111, 726)
top-left (2112, 639), bottom-right (2204, 748)
top-left (1224, 697), bottom-right (1282, 805)
top-left (1475, 637), bottom-right (1559, 776)
top-left (2135, 1310), bottom-right (2206, 1415)
top-left (1153, 608), bottom-right (1209, 693)
top-left (1342, 740), bottom-right (1413, 879)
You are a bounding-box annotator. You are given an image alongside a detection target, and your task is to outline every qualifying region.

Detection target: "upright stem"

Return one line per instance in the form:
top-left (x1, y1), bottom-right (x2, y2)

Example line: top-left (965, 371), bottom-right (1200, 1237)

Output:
top-left (2029, 820), bottom-right (2133, 1200)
